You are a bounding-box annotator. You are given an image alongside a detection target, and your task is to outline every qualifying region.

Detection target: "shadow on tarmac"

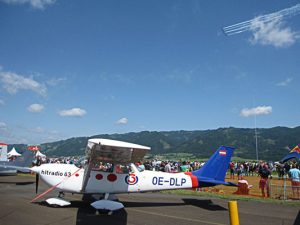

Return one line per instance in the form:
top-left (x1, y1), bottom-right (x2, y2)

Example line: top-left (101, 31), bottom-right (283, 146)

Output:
top-left (0, 181), bottom-right (35, 185)
top-left (34, 198), bottom-right (128, 225)
top-left (74, 201), bottom-right (127, 225)
top-left (293, 210), bottom-right (300, 225)
top-left (122, 198), bottom-right (226, 211)
top-left (182, 199), bottom-right (227, 211)
top-left (32, 197), bottom-right (226, 225)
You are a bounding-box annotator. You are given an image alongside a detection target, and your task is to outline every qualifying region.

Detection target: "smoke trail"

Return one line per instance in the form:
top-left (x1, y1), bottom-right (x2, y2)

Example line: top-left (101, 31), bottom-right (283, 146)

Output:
top-left (223, 4), bottom-right (300, 36)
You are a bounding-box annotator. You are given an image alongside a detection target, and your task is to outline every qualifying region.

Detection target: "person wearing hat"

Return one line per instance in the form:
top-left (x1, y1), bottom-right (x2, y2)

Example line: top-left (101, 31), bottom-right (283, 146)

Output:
top-left (258, 164), bottom-right (271, 198)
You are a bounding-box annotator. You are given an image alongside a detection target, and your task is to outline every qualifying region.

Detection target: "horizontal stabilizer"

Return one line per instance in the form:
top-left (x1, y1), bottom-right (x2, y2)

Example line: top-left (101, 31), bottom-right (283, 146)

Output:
top-left (0, 150), bottom-right (34, 172)
top-left (46, 198), bottom-right (71, 207)
top-left (195, 178), bottom-right (237, 187)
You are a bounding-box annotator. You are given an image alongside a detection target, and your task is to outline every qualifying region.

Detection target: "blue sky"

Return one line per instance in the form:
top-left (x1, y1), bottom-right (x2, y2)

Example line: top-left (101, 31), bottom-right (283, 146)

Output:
top-left (0, 0), bottom-right (299, 144)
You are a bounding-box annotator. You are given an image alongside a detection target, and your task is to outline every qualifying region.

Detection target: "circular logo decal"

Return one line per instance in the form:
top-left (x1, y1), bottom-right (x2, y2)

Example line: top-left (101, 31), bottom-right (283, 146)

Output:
top-left (125, 174), bottom-right (138, 185)
top-left (95, 174), bottom-right (103, 180)
top-left (107, 173), bottom-right (117, 182)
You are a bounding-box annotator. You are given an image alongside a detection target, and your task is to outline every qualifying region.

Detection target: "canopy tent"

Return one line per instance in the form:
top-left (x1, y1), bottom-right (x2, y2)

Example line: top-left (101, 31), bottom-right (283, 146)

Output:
top-left (36, 150), bottom-right (46, 158)
top-left (7, 147), bottom-right (22, 158)
top-left (280, 144), bottom-right (300, 163)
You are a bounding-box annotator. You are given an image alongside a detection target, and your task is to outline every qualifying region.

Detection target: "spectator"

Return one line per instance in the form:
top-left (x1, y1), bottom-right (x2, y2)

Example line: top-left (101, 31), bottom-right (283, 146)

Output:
top-left (289, 164), bottom-right (300, 199)
top-left (258, 164), bottom-right (271, 198)
top-left (180, 161), bottom-right (190, 172)
top-left (137, 161), bottom-right (145, 172)
top-left (230, 162), bottom-right (235, 179)
top-left (164, 162), bottom-right (172, 173)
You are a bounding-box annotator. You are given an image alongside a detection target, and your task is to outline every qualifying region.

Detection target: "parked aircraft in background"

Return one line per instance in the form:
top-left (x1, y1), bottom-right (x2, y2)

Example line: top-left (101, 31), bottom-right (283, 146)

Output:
top-left (0, 143), bottom-right (16, 175)
top-left (0, 149), bottom-right (32, 175)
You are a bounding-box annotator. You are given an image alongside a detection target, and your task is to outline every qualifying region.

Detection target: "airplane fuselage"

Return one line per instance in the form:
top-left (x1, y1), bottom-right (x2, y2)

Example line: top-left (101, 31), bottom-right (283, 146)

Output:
top-left (36, 163), bottom-right (198, 194)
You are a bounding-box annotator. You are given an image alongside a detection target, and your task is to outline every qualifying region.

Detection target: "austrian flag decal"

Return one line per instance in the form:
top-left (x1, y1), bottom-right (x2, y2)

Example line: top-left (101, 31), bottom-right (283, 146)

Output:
top-left (219, 150), bottom-right (226, 156)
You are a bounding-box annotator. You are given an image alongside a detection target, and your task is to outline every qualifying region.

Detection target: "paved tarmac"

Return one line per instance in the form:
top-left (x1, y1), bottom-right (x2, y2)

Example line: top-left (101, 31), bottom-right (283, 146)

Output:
top-left (0, 175), bottom-right (299, 225)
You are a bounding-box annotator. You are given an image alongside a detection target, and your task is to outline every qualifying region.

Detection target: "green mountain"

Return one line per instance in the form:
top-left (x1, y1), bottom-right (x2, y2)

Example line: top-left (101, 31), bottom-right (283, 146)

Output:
top-left (9, 126), bottom-right (300, 161)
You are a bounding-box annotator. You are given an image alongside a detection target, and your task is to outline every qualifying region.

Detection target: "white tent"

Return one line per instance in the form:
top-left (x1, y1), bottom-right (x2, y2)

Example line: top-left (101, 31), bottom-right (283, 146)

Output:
top-left (36, 150), bottom-right (46, 158)
top-left (7, 147), bottom-right (22, 158)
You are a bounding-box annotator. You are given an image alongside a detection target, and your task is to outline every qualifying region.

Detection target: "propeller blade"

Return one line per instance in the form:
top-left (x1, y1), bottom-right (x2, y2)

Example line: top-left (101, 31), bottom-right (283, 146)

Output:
top-left (35, 173), bottom-right (39, 194)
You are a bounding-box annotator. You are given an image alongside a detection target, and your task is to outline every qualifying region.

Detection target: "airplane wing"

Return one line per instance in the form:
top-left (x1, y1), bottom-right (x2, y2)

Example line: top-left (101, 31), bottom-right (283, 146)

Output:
top-left (81, 138), bottom-right (150, 192)
top-left (86, 138), bottom-right (150, 164)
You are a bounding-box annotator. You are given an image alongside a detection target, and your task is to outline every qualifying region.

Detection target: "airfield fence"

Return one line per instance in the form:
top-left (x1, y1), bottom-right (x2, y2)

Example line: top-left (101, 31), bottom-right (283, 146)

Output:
top-left (270, 179), bottom-right (299, 200)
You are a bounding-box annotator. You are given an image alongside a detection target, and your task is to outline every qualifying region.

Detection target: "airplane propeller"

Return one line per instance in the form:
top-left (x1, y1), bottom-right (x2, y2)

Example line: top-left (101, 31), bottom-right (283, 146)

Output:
top-left (35, 173), bottom-right (39, 194)
top-left (30, 166), bottom-right (41, 194)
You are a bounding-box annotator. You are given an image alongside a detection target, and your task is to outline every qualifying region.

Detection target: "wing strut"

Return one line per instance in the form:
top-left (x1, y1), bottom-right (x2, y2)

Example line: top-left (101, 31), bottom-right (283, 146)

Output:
top-left (80, 160), bottom-right (93, 192)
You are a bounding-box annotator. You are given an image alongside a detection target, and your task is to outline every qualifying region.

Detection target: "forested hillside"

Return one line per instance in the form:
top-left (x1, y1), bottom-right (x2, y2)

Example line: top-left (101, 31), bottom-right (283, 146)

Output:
top-left (10, 126), bottom-right (300, 161)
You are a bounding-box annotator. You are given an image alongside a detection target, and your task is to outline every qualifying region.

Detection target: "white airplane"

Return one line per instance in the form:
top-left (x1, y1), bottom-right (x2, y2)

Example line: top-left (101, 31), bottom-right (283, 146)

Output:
top-left (4, 138), bottom-right (236, 212)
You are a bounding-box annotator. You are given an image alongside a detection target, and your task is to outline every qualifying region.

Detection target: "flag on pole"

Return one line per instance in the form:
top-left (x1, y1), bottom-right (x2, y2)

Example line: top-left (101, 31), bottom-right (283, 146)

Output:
top-left (28, 145), bottom-right (40, 151)
top-left (280, 144), bottom-right (300, 163)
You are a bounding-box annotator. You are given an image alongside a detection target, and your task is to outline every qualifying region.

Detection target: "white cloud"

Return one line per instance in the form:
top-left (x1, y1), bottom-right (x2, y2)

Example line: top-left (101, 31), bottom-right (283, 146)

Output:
top-left (46, 77), bottom-right (66, 86)
top-left (0, 70), bottom-right (47, 96)
top-left (27, 103), bottom-right (44, 113)
top-left (249, 17), bottom-right (299, 48)
top-left (116, 117), bottom-right (128, 125)
top-left (0, 122), bottom-right (7, 129)
top-left (240, 106), bottom-right (272, 117)
top-left (0, 99), bottom-right (4, 106)
top-left (1, 122), bottom-right (65, 144)
top-left (276, 77), bottom-right (293, 86)
top-left (0, 122), bottom-right (11, 141)
top-left (1, 0), bottom-right (56, 10)
top-left (29, 126), bottom-right (44, 133)
top-left (59, 108), bottom-right (87, 117)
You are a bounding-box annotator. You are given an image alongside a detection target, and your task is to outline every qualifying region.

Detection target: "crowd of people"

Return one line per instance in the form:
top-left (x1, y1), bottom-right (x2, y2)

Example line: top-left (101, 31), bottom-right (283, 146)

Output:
top-left (32, 155), bottom-right (82, 167)
top-left (229, 160), bottom-right (300, 199)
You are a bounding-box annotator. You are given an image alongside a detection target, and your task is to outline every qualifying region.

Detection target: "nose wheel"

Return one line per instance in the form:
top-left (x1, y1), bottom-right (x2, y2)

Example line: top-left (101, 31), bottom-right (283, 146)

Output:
top-left (58, 192), bottom-right (65, 198)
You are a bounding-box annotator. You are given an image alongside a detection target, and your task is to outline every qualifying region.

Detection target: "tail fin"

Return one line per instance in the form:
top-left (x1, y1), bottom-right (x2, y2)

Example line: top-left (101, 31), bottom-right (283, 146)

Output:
top-left (0, 150), bottom-right (34, 172)
top-left (11, 150), bottom-right (34, 167)
top-left (191, 146), bottom-right (235, 187)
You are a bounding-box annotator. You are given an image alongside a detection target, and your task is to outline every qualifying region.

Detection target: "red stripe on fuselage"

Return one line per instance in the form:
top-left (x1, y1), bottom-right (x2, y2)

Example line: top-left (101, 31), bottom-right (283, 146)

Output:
top-left (184, 172), bottom-right (199, 188)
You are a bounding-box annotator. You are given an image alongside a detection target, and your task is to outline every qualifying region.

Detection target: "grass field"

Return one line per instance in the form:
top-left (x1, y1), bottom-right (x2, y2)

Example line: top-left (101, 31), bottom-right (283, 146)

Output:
top-left (163, 174), bottom-right (300, 206)
top-left (225, 175), bottom-right (297, 199)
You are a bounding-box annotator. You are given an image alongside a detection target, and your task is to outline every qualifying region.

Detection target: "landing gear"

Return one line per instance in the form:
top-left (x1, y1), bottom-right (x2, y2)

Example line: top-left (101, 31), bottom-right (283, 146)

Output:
top-left (58, 191), bottom-right (65, 198)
